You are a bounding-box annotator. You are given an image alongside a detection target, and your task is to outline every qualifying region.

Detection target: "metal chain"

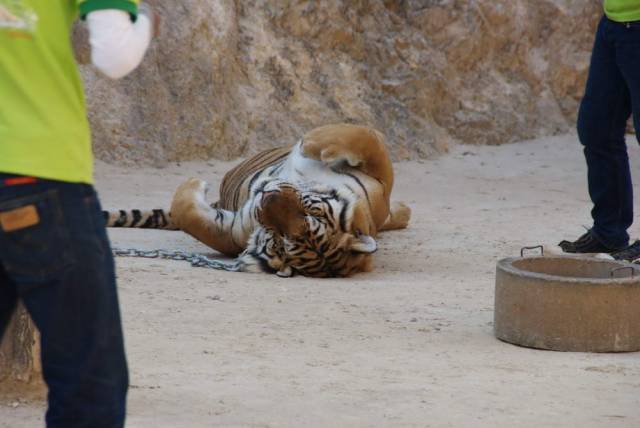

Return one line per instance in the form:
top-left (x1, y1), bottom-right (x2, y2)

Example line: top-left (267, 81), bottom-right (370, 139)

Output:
top-left (111, 247), bottom-right (242, 272)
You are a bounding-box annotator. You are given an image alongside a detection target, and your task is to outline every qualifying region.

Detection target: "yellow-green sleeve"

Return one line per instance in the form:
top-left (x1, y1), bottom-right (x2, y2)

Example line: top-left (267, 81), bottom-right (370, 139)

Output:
top-left (604, 0), bottom-right (640, 22)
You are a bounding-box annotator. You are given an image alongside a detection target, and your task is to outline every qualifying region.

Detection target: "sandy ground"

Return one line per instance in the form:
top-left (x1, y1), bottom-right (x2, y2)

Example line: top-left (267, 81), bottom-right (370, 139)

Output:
top-left (2, 134), bottom-right (640, 428)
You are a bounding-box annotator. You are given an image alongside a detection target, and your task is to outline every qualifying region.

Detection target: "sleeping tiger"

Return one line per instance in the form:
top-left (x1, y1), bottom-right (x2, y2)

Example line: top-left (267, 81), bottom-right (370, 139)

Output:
top-left (105, 123), bottom-right (411, 277)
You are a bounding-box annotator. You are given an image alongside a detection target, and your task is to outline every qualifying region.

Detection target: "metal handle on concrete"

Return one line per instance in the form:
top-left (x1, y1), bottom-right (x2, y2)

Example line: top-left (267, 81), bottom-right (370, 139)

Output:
top-left (610, 266), bottom-right (635, 278)
top-left (520, 245), bottom-right (544, 257)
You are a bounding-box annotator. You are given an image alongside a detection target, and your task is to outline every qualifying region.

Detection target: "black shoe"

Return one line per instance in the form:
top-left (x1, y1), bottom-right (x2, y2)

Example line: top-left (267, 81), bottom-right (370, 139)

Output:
top-left (558, 230), bottom-right (620, 254)
top-left (611, 240), bottom-right (640, 262)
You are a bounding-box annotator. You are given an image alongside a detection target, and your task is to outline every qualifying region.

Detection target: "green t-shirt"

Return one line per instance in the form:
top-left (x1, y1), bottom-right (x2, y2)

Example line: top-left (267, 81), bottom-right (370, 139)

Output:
top-left (605, 0), bottom-right (640, 22)
top-left (0, 0), bottom-right (138, 184)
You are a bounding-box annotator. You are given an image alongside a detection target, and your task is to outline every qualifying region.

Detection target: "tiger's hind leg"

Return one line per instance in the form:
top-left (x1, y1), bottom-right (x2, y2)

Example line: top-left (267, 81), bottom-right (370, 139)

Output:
top-left (170, 178), bottom-right (245, 256)
top-left (379, 202), bottom-right (411, 232)
top-left (301, 123), bottom-right (394, 194)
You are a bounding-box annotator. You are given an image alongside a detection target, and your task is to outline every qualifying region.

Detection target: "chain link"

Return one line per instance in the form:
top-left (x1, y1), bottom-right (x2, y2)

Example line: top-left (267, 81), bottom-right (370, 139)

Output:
top-left (111, 247), bottom-right (242, 272)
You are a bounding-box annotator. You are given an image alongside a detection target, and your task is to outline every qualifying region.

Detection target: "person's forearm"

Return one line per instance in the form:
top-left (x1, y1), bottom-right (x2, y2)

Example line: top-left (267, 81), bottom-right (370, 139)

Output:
top-left (87, 9), bottom-right (152, 79)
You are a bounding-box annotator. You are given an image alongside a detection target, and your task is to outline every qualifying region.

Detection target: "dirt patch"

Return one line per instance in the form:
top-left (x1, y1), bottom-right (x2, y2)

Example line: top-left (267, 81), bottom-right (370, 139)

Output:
top-left (2, 135), bottom-right (639, 427)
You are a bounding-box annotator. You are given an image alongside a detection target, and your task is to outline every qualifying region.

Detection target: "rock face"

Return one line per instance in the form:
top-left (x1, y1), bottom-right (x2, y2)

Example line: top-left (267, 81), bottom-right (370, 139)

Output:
top-left (80, 0), bottom-right (601, 165)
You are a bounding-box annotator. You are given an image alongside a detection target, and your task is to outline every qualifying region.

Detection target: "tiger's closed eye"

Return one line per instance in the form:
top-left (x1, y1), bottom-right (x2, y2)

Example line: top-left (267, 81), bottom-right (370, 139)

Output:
top-left (307, 206), bottom-right (324, 216)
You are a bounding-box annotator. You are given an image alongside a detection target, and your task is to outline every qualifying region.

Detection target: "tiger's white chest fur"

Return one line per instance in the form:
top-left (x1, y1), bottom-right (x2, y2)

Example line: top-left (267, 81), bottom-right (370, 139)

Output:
top-left (277, 140), bottom-right (377, 202)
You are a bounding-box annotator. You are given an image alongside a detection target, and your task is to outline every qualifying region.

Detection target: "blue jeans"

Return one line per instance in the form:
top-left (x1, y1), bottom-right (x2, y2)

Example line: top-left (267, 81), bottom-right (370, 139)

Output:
top-left (0, 175), bottom-right (128, 428)
top-left (578, 16), bottom-right (640, 248)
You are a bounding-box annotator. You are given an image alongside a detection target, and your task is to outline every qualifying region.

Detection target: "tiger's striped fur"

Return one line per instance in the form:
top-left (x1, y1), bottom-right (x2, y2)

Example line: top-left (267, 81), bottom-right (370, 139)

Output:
top-left (214, 146), bottom-right (291, 211)
top-left (107, 124), bottom-right (411, 277)
top-left (104, 209), bottom-right (176, 230)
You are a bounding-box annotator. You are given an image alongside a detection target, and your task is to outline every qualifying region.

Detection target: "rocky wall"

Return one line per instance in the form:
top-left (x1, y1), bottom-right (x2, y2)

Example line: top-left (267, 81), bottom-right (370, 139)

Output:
top-left (80, 0), bottom-right (602, 165)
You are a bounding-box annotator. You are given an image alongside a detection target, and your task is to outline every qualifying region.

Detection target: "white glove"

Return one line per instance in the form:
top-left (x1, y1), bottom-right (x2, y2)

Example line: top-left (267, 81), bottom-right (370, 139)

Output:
top-left (86, 7), bottom-right (153, 79)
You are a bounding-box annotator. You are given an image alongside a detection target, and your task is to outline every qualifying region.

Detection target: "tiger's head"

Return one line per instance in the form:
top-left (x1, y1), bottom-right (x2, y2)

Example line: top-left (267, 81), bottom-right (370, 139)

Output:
top-left (240, 186), bottom-right (377, 277)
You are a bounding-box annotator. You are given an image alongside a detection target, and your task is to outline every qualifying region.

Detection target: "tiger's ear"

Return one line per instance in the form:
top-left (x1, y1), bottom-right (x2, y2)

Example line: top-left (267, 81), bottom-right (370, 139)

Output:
top-left (350, 234), bottom-right (377, 253)
top-left (259, 189), bottom-right (306, 237)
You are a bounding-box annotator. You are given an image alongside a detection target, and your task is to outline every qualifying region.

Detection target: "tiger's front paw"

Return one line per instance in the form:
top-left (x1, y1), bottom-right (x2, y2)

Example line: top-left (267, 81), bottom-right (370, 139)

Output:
top-left (320, 146), bottom-right (362, 168)
top-left (390, 202), bottom-right (411, 229)
top-left (302, 140), bottom-right (362, 168)
top-left (380, 201), bottom-right (411, 231)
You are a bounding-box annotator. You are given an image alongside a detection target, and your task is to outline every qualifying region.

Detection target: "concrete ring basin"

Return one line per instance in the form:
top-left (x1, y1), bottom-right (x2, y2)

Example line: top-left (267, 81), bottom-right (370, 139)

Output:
top-left (494, 255), bottom-right (640, 352)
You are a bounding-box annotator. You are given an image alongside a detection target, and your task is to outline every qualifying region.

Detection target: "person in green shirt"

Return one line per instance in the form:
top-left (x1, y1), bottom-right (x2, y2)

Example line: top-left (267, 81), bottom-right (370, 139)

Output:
top-left (0, 1), bottom-right (156, 426)
top-left (560, 0), bottom-right (640, 261)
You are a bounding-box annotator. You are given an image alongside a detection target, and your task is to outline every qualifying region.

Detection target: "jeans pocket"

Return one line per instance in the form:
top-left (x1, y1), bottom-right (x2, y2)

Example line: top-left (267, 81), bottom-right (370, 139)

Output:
top-left (0, 189), bottom-right (76, 282)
